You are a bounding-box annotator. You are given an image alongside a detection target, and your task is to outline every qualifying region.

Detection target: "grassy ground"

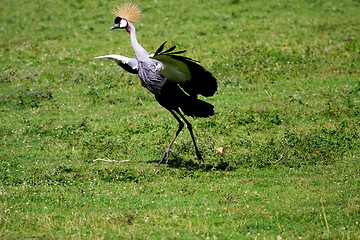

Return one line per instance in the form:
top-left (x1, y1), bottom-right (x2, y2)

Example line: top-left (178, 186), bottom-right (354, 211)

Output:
top-left (1, 0), bottom-right (359, 239)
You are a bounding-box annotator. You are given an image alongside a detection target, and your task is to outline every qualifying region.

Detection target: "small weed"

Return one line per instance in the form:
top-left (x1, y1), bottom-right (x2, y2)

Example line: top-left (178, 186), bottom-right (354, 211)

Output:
top-left (0, 69), bottom-right (17, 83)
top-left (17, 89), bottom-right (55, 107)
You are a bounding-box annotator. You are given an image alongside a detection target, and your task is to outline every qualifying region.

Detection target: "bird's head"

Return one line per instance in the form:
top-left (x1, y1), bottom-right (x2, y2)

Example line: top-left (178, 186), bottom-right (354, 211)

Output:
top-left (110, 2), bottom-right (142, 33)
top-left (110, 17), bottom-right (129, 31)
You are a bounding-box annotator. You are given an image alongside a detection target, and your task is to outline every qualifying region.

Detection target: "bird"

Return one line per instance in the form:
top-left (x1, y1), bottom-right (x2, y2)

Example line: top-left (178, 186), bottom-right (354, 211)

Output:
top-left (97, 2), bottom-right (217, 165)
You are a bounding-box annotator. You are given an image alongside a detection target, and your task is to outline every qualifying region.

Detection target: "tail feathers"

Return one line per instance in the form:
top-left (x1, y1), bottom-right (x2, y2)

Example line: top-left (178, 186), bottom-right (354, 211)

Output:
top-left (180, 97), bottom-right (214, 118)
top-left (176, 58), bottom-right (217, 97)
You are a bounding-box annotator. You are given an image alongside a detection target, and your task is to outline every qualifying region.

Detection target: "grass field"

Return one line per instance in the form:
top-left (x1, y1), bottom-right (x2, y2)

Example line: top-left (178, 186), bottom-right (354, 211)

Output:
top-left (1, 0), bottom-right (359, 239)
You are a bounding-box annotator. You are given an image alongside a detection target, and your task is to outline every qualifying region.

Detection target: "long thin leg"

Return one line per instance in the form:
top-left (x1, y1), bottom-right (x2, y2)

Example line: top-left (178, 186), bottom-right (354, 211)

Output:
top-left (175, 109), bottom-right (204, 164)
top-left (158, 110), bottom-right (184, 165)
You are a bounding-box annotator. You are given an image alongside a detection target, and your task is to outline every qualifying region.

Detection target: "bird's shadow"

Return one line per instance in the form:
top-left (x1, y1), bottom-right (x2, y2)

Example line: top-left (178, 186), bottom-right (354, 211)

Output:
top-left (147, 155), bottom-right (233, 171)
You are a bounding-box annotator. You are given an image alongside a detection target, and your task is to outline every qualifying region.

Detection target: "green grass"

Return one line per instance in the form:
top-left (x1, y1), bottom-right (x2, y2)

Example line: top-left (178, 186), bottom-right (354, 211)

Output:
top-left (1, 0), bottom-right (359, 239)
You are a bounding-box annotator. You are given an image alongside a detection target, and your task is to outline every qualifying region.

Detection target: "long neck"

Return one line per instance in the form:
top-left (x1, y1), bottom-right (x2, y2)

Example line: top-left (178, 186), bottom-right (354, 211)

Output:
top-left (127, 23), bottom-right (149, 62)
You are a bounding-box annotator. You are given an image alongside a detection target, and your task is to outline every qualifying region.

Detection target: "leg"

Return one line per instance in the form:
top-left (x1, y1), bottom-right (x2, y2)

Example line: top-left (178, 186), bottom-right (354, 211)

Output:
top-left (158, 110), bottom-right (184, 165)
top-left (175, 109), bottom-right (204, 165)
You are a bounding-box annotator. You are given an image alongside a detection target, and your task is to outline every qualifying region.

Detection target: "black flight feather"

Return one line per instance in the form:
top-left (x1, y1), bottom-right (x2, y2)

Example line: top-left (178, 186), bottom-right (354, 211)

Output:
top-left (153, 42), bottom-right (217, 98)
top-left (154, 41), bottom-right (167, 55)
top-left (161, 45), bottom-right (177, 54)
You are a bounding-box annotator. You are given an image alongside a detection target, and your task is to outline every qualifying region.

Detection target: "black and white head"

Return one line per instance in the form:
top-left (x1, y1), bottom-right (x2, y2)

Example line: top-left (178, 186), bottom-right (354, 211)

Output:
top-left (110, 2), bottom-right (142, 32)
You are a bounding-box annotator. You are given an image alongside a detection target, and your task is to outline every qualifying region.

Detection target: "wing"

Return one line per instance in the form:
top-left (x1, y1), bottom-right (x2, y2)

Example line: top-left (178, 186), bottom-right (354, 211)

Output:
top-left (151, 42), bottom-right (217, 97)
top-left (95, 54), bottom-right (139, 74)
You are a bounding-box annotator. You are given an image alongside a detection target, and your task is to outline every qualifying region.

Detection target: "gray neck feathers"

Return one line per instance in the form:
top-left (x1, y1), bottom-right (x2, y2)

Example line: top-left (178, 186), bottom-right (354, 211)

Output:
top-left (128, 23), bottom-right (150, 62)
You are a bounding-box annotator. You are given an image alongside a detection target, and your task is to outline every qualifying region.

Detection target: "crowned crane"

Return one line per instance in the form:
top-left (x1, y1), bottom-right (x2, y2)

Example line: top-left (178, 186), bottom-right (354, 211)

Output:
top-left (97, 2), bottom-right (217, 165)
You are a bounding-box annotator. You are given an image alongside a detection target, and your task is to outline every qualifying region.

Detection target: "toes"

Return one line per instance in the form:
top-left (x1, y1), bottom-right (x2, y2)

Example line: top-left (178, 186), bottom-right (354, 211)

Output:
top-left (158, 151), bottom-right (169, 165)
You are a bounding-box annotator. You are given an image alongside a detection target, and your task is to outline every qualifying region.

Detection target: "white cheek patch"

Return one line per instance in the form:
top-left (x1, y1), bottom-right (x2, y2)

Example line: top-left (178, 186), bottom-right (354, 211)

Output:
top-left (120, 19), bottom-right (128, 28)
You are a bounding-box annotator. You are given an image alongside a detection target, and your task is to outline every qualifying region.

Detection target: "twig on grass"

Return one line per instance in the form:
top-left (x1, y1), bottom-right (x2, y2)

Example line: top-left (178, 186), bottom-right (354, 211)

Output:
top-left (321, 198), bottom-right (330, 238)
top-left (93, 158), bottom-right (129, 163)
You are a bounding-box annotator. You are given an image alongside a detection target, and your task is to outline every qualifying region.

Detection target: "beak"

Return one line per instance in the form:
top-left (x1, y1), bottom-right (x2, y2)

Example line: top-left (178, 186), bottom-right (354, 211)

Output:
top-left (110, 23), bottom-right (120, 30)
top-left (110, 19), bottom-right (128, 31)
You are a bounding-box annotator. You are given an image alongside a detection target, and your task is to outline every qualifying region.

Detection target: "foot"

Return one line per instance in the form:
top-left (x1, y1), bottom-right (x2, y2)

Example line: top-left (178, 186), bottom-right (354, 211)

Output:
top-left (196, 151), bottom-right (206, 167)
top-left (158, 149), bottom-right (171, 165)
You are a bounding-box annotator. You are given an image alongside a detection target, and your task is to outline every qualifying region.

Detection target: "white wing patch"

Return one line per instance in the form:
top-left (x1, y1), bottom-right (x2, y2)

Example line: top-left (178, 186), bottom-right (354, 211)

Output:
top-left (95, 54), bottom-right (138, 70)
top-left (151, 55), bottom-right (191, 83)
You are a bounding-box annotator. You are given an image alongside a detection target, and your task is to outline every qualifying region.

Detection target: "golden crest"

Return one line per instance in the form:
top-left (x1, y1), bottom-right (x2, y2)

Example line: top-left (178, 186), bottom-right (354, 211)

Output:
top-left (112, 2), bottom-right (142, 24)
